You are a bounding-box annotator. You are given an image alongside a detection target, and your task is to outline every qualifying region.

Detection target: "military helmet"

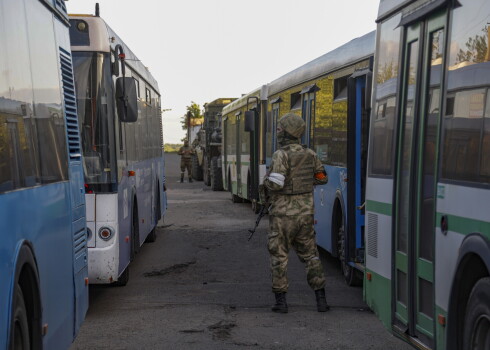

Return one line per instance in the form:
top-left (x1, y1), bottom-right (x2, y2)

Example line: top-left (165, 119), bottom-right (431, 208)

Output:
top-left (277, 113), bottom-right (305, 138)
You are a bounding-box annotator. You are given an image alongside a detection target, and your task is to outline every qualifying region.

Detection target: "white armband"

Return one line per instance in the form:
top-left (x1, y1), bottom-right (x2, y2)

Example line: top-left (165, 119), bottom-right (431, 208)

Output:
top-left (267, 172), bottom-right (285, 188)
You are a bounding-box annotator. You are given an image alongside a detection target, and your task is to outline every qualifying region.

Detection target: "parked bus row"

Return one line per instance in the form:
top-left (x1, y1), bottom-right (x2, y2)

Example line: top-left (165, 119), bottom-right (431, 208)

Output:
top-left (0, 1), bottom-right (166, 348)
top-left (220, 0), bottom-right (490, 349)
top-left (222, 31), bottom-right (375, 285)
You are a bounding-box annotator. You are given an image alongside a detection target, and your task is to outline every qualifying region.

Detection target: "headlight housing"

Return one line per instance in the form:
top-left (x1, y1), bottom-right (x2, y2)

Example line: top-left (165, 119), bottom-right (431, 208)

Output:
top-left (98, 226), bottom-right (114, 241)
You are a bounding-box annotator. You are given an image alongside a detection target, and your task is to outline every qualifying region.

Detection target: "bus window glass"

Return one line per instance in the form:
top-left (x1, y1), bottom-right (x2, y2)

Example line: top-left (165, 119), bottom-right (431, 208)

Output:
top-left (441, 0), bottom-right (490, 183)
top-left (369, 14), bottom-right (401, 176)
top-left (481, 92), bottom-right (490, 176)
top-left (26, 3), bottom-right (68, 184)
top-left (314, 77), bottom-right (347, 166)
top-left (73, 52), bottom-right (117, 186)
top-left (419, 29), bottom-right (444, 264)
top-left (398, 40), bottom-right (419, 254)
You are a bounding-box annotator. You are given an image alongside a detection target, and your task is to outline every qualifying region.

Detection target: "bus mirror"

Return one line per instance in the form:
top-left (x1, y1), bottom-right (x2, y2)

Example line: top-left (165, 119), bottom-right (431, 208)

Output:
top-left (365, 71), bottom-right (373, 111)
top-left (244, 110), bottom-right (255, 132)
top-left (116, 77), bottom-right (138, 123)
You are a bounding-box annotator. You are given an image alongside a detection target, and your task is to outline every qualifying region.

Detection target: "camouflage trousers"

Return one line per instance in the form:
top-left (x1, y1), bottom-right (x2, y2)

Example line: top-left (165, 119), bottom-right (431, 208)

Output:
top-left (180, 158), bottom-right (192, 177)
top-left (268, 214), bottom-right (326, 293)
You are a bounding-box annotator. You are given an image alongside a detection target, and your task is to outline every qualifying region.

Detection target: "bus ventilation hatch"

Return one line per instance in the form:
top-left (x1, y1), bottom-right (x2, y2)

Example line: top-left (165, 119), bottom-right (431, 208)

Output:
top-left (59, 47), bottom-right (82, 162)
top-left (367, 213), bottom-right (378, 258)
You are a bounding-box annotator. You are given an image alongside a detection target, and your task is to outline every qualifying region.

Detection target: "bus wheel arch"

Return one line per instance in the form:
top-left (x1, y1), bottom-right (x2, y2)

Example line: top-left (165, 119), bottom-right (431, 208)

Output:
top-left (446, 234), bottom-right (490, 350)
top-left (146, 181), bottom-right (160, 243)
top-left (332, 194), bottom-right (362, 286)
top-left (131, 194), bottom-right (140, 256)
top-left (10, 243), bottom-right (42, 349)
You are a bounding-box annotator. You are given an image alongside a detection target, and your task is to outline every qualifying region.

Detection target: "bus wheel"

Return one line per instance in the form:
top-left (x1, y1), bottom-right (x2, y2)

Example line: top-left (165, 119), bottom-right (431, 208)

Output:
top-left (338, 225), bottom-right (362, 287)
top-left (210, 157), bottom-right (223, 191)
top-left (12, 284), bottom-right (30, 350)
top-left (146, 190), bottom-right (160, 243)
top-left (114, 267), bottom-right (129, 287)
top-left (463, 277), bottom-right (490, 350)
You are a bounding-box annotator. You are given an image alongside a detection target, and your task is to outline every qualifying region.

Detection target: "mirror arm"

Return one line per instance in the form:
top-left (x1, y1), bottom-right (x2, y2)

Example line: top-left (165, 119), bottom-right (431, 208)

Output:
top-left (114, 44), bottom-right (128, 108)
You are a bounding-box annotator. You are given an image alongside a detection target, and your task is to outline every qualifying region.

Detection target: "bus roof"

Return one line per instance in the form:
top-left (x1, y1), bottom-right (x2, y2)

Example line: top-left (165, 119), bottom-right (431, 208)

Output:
top-left (68, 15), bottom-right (160, 94)
top-left (222, 87), bottom-right (267, 116)
top-left (267, 31), bottom-right (375, 96)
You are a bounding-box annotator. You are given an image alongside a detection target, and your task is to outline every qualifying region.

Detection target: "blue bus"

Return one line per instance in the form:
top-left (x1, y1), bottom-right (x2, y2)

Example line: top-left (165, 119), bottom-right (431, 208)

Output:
top-left (0, 0), bottom-right (88, 348)
top-left (69, 10), bottom-right (166, 285)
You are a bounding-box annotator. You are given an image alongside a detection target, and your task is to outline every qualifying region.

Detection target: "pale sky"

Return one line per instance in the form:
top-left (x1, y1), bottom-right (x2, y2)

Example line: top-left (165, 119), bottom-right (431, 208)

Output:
top-left (66, 0), bottom-right (379, 143)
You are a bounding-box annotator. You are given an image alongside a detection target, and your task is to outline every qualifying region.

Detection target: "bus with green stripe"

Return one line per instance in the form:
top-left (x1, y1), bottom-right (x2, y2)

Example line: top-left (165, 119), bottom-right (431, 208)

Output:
top-left (364, 0), bottom-right (490, 349)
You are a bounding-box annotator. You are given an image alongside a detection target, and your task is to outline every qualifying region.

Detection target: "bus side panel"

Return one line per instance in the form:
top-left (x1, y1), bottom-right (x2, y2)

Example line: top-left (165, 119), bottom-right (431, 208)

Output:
top-left (364, 177), bottom-right (394, 330)
top-left (314, 165), bottom-right (347, 253)
top-left (118, 176), bottom-right (132, 278)
top-left (0, 185), bottom-right (76, 350)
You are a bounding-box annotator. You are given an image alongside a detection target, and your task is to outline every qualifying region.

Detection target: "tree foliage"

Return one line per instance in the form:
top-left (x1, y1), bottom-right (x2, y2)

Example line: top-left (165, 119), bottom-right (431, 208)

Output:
top-left (181, 101), bottom-right (203, 130)
top-left (456, 26), bottom-right (488, 64)
top-left (164, 143), bottom-right (183, 153)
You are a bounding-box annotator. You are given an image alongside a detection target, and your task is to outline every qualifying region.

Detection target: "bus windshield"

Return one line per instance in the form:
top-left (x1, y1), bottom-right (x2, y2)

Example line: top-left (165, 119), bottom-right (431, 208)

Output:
top-left (73, 52), bottom-right (117, 187)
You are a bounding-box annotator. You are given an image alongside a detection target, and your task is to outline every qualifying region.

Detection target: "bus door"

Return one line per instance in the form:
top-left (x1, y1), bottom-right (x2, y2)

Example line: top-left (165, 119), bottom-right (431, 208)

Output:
top-left (223, 117), bottom-right (228, 189)
top-left (393, 11), bottom-right (446, 347)
top-left (346, 71), bottom-right (371, 276)
top-left (235, 112), bottom-right (242, 196)
top-left (245, 107), bottom-right (260, 202)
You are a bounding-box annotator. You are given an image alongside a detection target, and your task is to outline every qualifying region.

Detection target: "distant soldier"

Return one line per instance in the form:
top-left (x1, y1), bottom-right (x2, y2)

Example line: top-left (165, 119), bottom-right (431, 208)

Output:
top-left (178, 140), bottom-right (195, 183)
top-left (263, 113), bottom-right (329, 313)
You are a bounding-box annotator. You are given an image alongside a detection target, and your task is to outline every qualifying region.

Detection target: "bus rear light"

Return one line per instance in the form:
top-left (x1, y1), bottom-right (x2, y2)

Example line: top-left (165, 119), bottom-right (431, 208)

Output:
top-left (98, 227), bottom-right (114, 241)
top-left (366, 272), bottom-right (372, 281)
top-left (85, 277), bottom-right (89, 286)
top-left (84, 183), bottom-right (94, 194)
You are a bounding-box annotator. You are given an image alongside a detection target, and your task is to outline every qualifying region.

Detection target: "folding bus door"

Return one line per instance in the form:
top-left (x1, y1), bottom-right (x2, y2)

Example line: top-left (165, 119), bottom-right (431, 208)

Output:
top-left (393, 11), bottom-right (446, 348)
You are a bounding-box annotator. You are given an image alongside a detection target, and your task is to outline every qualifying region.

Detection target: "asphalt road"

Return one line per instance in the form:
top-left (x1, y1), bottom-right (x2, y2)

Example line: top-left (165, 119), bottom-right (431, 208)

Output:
top-left (70, 153), bottom-right (412, 350)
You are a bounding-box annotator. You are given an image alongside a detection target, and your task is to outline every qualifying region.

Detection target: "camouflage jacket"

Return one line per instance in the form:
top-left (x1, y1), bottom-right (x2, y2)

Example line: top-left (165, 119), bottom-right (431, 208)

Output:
top-left (264, 143), bottom-right (327, 216)
top-left (178, 146), bottom-right (194, 159)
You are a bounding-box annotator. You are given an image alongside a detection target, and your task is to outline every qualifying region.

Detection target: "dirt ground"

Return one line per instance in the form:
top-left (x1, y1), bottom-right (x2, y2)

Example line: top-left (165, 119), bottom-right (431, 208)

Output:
top-left (70, 153), bottom-right (412, 350)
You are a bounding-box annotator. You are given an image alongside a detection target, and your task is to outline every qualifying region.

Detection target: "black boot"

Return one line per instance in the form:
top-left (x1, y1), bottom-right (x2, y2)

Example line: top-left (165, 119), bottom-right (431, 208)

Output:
top-left (180, 174), bottom-right (184, 183)
top-left (315, 288), bottom-right (330, 312)
top-left (271, 292), bottom-right (288, 313)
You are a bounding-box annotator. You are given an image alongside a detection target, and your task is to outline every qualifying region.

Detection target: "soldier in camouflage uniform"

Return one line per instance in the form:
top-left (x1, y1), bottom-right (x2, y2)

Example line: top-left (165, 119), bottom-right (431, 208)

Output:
top-left (178, 140), bottom-right (195, 183)
top-left (263, 113), bottom-right (329, 313)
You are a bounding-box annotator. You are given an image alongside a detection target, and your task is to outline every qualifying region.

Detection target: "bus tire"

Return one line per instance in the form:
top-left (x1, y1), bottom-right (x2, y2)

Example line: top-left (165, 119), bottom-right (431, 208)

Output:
top-left (338, 225), bottom-right (362, 287)
top-left (11, 284), bottom-right (30, 350)
top-left (146, 190), bottom-right (159, 243)
top-left (463, 277), bottom-right (490, 350)
top-left (210, 157), bottom-right (223, 191)
top-left (203, 156), bottom-right (211, 186)
top-left (114, 266), bottom-right (129, 287)
top-left (191, 155), bottom-right (203, 181)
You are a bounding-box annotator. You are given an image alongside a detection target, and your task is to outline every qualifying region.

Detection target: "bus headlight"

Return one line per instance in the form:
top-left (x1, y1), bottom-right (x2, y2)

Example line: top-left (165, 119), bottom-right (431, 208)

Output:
top-left (98, 227), bottom-right (114, 241)
top-left (87, 227), bottom-right (93, 241)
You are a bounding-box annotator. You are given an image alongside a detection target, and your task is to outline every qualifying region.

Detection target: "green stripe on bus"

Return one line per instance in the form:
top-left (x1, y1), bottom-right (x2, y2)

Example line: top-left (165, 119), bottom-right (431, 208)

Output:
top-left (436, 212), bottom-right (490, 239)
top-left (364, 268), bottom-right (391, 330)
top-left (366, 200), bottom-right (392, 216)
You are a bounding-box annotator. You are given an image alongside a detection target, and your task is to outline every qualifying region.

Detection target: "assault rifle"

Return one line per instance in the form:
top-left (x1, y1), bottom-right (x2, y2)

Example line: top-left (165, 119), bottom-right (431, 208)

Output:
top-left (248, 203), bottom-right (269, 241)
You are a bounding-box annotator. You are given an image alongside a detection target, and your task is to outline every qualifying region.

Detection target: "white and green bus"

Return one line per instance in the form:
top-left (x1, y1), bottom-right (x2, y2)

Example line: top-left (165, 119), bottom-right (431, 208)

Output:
top-left (365, 0), bottom-right (490, 349)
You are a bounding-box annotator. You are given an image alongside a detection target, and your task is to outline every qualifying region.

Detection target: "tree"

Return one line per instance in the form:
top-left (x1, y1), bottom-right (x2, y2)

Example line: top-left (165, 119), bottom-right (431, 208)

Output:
top-left (181, 101), bottom-right (203, 130)
top-left (455, 26), bottom-right (488, 65)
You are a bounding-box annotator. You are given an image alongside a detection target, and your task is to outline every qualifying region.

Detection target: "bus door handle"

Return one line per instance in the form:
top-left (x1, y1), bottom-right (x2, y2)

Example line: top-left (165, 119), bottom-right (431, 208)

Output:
top-left (357, 202), bottom-right (365, 210)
